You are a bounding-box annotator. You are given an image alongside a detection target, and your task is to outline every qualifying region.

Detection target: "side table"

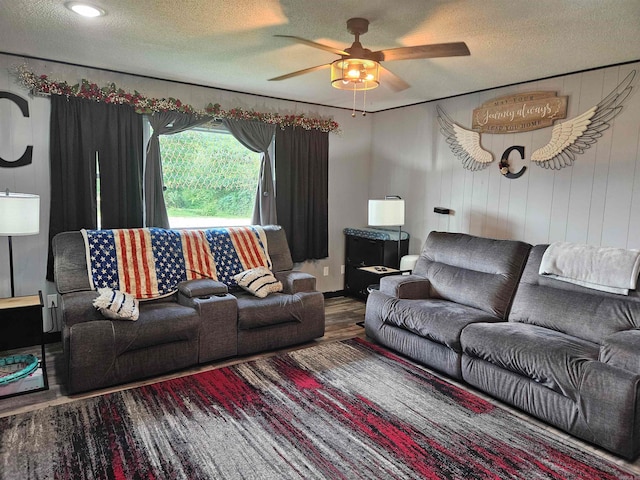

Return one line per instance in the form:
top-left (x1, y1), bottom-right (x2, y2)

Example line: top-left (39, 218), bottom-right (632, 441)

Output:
top-left (359, 266), bottom-right (412, 294)
top-left (0, 292), bottom-right (49, 398)
top-left (355, 266), bottom-right (410, 327)
top-left (358, 265), bottom-right (409, 276)
top-left (344, 228), bottom-right (409, 299)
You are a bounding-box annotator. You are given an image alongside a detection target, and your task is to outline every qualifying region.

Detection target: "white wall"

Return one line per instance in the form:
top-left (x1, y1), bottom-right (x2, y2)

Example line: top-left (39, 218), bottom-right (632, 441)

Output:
top-left (0, 54), bottom-right (374, 326)
top-left (371, 62), bottom-right (640, 255)
top-left (0, 56), bottom-right (51, 303)
top-left (5, 53), bottom-right (636, 329)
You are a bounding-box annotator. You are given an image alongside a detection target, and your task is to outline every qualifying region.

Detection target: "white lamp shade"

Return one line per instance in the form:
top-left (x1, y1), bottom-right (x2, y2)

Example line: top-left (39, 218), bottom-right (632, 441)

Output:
top-left (368, 199), bottom-right (405, 227)
top-left (0, 193), bottom-right (40, 236)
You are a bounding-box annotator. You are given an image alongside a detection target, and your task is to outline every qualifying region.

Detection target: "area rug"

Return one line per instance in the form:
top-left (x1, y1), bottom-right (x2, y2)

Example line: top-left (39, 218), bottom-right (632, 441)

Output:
top-left (0, 339), bottom-right (634, 479)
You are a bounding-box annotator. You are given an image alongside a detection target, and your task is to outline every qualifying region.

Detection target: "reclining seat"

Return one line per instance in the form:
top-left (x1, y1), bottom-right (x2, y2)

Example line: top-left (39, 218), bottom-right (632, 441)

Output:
top-left (53, 230), bottom-right (237, 394)
top-left (461, 244), bottom-right (640, 459)
top-left (232, 225), bottom-right (326, 356)
top-left (365, 231), bottom-right (531, 379)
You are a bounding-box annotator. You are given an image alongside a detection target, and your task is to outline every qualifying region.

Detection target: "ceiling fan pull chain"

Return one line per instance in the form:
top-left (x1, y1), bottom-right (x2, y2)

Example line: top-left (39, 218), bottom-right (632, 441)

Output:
top-left (363, 85), bottom-right (367, 116)
top-left (352, 83), bottom-right (357, 117)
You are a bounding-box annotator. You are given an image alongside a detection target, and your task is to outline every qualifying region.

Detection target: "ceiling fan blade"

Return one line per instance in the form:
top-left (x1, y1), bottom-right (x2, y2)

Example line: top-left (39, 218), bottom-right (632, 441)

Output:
top-left (378, 42), bottom-right (470, 61)
top-left (380, 66), bottom-right (410, 92)
top-left (268, 64), bottom-right (331, 82)
top-left (274, 35), bottom-right (349, 56)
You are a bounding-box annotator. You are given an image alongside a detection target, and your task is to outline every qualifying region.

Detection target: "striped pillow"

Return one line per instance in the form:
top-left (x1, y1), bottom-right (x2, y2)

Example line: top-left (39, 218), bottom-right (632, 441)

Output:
top-left (93, 288), bottom-right (140, 321)
top-left (234, 267), bottom-right (282, 298)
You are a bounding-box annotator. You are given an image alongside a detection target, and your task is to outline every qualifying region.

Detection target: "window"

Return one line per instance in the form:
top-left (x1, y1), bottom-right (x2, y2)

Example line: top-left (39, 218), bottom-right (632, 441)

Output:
top-left (158, 126), bottom-right (261, 228)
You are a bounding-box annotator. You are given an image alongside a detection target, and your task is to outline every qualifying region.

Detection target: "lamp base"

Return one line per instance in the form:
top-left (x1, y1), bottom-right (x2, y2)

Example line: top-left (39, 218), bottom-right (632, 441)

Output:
top-left (397, 226), bottom-right (402, 269)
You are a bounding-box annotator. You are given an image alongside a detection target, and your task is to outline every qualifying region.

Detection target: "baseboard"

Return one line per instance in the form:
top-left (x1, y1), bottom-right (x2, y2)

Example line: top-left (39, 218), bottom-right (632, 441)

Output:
top-left (323, 290), bottom-right (346, 299)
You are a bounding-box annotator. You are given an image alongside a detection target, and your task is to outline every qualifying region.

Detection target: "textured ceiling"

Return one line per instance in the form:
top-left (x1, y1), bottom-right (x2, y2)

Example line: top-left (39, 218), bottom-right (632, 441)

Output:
top-left (1, 0), bottom-right (639, 111)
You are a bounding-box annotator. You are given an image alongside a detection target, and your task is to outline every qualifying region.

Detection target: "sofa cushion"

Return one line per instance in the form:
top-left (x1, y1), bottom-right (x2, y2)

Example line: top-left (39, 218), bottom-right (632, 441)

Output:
top-left (262, 225), bottom-right (294, 272)
top-left (112, 301), bottom-right (200, 354)
top-left (412, 232), bottom-right (531, 318)
top-left (510, 245), bottom-right (640, 344)
top-left (236, 292), bottom-right (304, 330)
top-left (381, 297), bottom-right (501, 351)
top-left (462, 322), bottom-right (599, 400)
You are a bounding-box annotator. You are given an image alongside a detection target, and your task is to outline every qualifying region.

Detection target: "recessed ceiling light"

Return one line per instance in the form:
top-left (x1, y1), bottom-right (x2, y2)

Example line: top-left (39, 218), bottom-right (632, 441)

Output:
top-left (65, 2), bottom-right (106, 17)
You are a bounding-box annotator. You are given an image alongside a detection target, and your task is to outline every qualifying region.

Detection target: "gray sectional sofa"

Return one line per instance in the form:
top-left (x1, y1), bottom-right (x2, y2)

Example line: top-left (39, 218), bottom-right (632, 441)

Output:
top-left (365, 231), bottom-right (640, 459)
top-left (52, 225), bottom-right (325, 394)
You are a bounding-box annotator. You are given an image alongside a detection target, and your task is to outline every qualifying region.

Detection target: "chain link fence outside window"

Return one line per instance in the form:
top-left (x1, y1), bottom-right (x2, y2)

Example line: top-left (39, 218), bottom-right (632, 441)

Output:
top-left (159, 128), bottom-right (260, 225)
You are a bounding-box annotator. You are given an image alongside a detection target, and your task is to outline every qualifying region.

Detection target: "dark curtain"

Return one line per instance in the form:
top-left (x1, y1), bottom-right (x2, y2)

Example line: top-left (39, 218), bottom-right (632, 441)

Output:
top-left (275, 126), bottom-right (328, 262)
top-left (223, 119), bottom-right (276, 225)
top-left (145, 111), bottom-right (211, 227)
top-left (47, 95), bottom-right (143, 279)
top-left (97, 102), bottom-right (144, 228)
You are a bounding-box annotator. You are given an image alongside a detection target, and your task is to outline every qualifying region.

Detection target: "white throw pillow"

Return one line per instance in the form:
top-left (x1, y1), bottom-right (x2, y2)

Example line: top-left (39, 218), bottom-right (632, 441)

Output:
top-left (234, 266), bottom-right (282, 298)
top-left (93, 288), bottom-right (140, 321)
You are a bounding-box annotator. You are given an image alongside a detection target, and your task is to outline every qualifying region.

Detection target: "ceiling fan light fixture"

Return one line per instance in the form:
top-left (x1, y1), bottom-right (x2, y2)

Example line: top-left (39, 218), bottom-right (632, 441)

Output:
top-left (331, 58), bottom-right (379, 91)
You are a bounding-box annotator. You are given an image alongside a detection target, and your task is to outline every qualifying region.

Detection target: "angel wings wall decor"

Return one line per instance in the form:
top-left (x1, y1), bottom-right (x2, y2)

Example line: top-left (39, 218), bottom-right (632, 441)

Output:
top-left (437, 70), bottom-right (635, 178)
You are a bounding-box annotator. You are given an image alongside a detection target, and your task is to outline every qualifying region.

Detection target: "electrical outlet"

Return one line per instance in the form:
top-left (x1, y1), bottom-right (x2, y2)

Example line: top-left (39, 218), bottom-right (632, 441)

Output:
top-left (323, 266), bottom-right (329, 276)
top-left (47, 294), bottom-right (58, 308)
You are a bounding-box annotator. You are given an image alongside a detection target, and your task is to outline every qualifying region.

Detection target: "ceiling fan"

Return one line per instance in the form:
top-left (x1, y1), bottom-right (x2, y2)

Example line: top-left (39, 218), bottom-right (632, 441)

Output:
top-left (269, 18), bottom-right (470, 92)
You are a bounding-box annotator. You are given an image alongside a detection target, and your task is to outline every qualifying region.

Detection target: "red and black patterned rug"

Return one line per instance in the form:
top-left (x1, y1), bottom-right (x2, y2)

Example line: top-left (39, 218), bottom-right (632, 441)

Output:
top-left (0, 339), bottom-right (634, 479)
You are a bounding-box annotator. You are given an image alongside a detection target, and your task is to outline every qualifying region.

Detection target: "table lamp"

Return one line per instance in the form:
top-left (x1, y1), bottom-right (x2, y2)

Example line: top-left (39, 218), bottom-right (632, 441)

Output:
top-left (368, 195), bottom-right (405, 268)
top-left (0, 191), bottom-right (40, 297)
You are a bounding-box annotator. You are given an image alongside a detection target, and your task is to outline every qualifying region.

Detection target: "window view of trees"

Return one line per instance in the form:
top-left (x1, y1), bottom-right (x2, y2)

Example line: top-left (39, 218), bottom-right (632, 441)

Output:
top-left (159, 128), bottom-right (260, 227)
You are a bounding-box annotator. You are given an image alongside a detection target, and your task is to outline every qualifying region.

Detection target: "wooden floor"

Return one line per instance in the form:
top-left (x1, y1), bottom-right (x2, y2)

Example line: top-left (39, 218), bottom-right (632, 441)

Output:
top-left (1, 296), bottom-right (639, 475)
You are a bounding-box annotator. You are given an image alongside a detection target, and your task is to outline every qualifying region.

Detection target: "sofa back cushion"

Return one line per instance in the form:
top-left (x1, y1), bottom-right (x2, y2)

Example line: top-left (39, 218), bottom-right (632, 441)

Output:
top-left (262, 225), bottom-right (294, 272)
top-left (53, 225), bottom-right (294, 295)
top-left (52, 230), bottom-right (92, 294)
top-left (510, 244), bottom-right (640, 344)
top-left (412, 232), bottom-right (531, 318)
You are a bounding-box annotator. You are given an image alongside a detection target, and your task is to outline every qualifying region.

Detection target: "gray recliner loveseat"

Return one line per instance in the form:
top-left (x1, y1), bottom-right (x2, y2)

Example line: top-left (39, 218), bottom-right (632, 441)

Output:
top-left (52, 225), bottom-right (325, 394)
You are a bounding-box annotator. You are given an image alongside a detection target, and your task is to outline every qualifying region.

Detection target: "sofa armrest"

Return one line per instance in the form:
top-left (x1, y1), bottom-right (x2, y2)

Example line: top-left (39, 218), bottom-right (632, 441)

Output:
top-left (60, 291), bottom-right (104, 328)
top-left (579, 361), bottom-right (640, 459)
top-left (67, 320), bottom-right (116, 394)
top-left (600, 330), bottom-right (640, 374)
top-left (177, 278), bottom-right (227, 298)
top-left (275, 271), bottom-right (316, 294)
top-left (178, 278), bottom-right (229, 298)
top-left (380, 275), bottom-right (430, 299)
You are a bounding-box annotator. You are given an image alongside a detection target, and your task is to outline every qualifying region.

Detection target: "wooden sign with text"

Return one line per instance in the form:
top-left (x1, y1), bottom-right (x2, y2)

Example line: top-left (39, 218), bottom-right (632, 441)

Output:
top-left (472, 92), bottom-right (567, 133)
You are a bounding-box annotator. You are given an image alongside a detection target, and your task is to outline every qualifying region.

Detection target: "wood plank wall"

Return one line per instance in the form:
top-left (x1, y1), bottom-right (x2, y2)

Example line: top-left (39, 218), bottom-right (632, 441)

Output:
top-left (371, 62), bottom-right (640, 253)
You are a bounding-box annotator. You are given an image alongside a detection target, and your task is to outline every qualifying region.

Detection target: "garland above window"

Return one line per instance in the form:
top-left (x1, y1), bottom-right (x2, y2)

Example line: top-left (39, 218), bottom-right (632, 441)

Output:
top-left (14, 65), bottom-right (340, 133)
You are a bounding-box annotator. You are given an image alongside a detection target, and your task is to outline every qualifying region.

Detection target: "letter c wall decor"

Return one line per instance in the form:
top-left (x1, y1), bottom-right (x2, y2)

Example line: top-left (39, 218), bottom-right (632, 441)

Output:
top-left (0, 91), bottom-right (33, 168)
top-left (498, 145), bottom-right (527, 179)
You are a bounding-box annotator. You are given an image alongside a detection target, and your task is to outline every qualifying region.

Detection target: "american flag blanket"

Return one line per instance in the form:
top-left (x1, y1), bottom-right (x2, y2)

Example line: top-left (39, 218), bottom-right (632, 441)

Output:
top-left (205, 226), bottom-right (272, 286)
top-left (81, 226), bottom-right (271, 299)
